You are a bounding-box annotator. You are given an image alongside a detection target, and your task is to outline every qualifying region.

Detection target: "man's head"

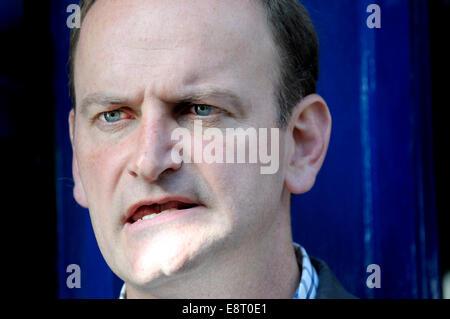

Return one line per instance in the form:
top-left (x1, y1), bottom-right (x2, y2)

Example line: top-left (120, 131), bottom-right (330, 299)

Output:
top-left (68, 0), bottom-right (331, 297)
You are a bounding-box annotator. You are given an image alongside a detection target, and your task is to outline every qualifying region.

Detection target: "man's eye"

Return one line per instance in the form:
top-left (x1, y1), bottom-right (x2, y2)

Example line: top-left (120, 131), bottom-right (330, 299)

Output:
top-left (191, 104), bottom-right (213, 116)
top-left (102, 110), bottom-right (122, 123)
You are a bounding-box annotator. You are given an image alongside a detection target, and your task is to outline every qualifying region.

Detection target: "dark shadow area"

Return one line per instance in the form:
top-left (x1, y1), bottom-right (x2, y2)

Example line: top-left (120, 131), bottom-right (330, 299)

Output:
top-left (0, 0), bottom-right (57, 298)
top-left (0, 2), bottom-right (24, 135)
top-left (429, 0), bottom-right (450, 294)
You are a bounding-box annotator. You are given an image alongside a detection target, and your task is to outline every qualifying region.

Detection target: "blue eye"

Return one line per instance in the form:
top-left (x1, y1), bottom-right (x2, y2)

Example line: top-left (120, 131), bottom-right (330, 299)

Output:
top-left (103, 110), bottom-right (121, 122)
top-left (193, 104), bottom-right (212, 116)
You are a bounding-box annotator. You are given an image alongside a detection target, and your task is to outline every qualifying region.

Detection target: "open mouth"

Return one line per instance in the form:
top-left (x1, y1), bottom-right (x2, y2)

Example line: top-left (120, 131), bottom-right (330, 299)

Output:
top-left (127, 201), bottom-right (199, 224)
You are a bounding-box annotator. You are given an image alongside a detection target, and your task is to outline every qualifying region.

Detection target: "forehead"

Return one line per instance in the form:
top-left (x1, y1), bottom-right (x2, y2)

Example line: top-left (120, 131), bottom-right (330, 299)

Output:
top-left (75, 0), bottom-right (279, 105)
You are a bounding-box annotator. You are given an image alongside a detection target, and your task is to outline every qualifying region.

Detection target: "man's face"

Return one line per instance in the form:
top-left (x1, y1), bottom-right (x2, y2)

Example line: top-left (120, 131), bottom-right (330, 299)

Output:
top-left (71, 0), bottom-right (290, 288)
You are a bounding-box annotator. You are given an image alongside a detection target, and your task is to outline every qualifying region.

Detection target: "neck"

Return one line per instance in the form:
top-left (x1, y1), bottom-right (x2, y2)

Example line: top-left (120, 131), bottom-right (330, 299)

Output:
top-left (126, 193), bottom-right (299, 298)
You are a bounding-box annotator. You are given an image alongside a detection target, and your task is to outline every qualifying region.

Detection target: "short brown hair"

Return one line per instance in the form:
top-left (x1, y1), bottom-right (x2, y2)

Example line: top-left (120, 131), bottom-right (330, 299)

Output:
top-left (69, 0), bottom-right (319, 127)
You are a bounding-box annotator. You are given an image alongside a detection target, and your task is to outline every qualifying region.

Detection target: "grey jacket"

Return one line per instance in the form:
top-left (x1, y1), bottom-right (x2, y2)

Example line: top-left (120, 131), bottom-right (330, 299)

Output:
top-left (310, 256), bottom-right (357, 299)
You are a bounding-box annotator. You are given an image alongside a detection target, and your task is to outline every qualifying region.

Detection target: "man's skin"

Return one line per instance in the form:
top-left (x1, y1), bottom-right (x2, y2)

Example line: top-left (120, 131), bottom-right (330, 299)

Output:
top-left (69, 0), bottom-right (331, 298)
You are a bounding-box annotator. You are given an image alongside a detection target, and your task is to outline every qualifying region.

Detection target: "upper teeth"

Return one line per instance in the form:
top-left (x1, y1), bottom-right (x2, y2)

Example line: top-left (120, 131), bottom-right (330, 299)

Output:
top-left (137, 208), bottom-right (178, 222)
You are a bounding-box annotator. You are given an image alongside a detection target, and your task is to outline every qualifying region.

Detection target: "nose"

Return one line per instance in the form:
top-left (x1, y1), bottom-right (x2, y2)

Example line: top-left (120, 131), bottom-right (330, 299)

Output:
top-left (128, 106), bottom-right (181, 182)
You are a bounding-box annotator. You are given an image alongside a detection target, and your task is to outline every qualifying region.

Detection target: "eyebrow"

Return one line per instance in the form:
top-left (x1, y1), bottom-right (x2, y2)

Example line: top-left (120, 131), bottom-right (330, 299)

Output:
top-left (79, 92), bottom-right (133, 115)
top-left (79, 88), bottom-right (247, 116)
top-left (175, 87), bottom-right (247, 116)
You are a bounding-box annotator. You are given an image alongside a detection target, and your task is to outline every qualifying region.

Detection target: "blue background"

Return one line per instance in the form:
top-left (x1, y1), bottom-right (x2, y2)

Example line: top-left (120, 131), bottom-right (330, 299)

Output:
top-left (45, 0), bottom-right (441, 298)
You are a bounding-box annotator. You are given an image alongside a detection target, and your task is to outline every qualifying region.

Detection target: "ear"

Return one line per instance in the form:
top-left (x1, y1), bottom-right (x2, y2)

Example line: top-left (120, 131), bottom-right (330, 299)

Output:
top-left (69, 109), bottom-right (89, 208)
top-left (284, 94), bottom-right (332, 194)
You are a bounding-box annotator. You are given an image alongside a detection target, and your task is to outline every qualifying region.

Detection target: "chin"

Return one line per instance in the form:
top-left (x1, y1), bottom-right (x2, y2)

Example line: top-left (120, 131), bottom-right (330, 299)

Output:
top-left (118, 220), bottom-right (231, 287)
top-left (124, 237), bottom-right (202, 285)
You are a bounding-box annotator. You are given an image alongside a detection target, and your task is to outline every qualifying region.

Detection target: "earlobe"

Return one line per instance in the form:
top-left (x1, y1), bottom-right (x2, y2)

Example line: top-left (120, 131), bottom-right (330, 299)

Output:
top-left (285, 94), bottom-right (332, 194)
top-left (69, 109), bottom-right (89, 208)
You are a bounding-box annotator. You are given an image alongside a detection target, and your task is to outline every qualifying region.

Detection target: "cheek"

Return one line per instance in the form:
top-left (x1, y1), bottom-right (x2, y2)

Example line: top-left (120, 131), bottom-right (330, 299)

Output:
top-left (76, 143), bottom-right (127, 261)
top-left (79, 148), bottom-right (111, 192)
top-left (200, 162), bottom-right (282, 218)
top-left (197, 127), bottom-right (286, 202)
top-left (76, 138), bottom-right (129, 208)
top-left (198, 128), bottom-right (286, 226)
top-left (200, 161), bottom-right (284, 248)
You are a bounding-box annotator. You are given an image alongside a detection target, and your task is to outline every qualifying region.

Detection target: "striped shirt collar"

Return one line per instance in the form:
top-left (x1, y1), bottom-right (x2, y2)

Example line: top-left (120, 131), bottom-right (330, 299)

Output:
top-left (119, 242), bottom-right (318, 299)
top-left (292, 242), bottom-right (319, 299)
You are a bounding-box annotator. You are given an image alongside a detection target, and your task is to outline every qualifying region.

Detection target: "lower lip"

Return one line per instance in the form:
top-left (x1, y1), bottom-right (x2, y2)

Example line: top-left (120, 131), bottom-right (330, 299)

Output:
top-left (123, 205), bottom-right (205, 234)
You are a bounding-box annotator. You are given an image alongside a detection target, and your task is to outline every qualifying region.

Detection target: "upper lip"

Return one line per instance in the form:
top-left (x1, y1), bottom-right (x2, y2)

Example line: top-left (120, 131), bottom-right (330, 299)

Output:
top-left (123, 196), bottom-right (202, 224)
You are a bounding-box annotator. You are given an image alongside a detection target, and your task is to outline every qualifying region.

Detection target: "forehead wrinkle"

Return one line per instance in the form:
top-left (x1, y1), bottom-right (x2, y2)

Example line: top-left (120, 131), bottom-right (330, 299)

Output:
top-left (79, 92), bottom-right (141, 115)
